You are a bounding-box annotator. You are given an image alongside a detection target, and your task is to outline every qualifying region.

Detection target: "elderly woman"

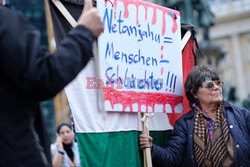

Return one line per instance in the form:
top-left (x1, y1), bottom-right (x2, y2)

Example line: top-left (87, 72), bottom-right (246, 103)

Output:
top-left (139, 65), bottom-right (250, 166)
top-left (51, 123), bottom-right (80, 167)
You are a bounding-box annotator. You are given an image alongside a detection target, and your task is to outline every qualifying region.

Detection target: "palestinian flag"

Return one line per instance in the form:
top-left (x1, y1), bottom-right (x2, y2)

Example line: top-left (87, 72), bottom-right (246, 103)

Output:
top-left (49, 0), bottom-right (195, 166)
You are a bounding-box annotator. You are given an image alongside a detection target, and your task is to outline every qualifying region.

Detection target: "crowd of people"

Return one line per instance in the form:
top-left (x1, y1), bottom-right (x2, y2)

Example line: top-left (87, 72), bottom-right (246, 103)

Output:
top-left (0, 0), bottom-right (249, 167)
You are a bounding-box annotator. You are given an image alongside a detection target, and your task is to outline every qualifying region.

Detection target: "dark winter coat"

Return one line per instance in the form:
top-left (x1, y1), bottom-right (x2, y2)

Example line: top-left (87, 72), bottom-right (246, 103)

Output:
top-left (152, 101), bottom-right (250, 167)
top-left (0, 5), bottom-right (94, 167)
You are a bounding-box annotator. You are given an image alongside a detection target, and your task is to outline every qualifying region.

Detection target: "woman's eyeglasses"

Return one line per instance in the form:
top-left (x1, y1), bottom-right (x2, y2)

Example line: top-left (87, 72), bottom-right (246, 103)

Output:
top-left (201, 80), bottom-right (224, 89)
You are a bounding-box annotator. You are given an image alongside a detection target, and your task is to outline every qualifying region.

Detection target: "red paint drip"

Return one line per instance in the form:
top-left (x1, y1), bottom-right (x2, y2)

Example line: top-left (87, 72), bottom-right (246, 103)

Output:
top-left (171, 16), bottom-right (177, 33)
top-left (144, 6), bottom-right (148, 20)
top-left (151, 7), bottom-right (157, 25)
top-left (162, 14), bottom-right (166, 35)
top-left (103, 87), bottom-right (183, 113)
top-left (112, 0), bottom-right (180, 35)
top-left (113, 0), bottom-right (118, 19)
top-left (136, 0), bottom-right (139, 25)
top-left (105, 0), bottom-right (114, 7)
top-left (161, 54), bottom-right (163, 59)
top-left (161, 45), bottom-right (164, 50)
top-left (161, 67), bottom-right (164, 76)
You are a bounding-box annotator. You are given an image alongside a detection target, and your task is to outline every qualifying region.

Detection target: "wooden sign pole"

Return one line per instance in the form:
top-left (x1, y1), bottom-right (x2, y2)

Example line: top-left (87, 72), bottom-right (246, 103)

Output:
top-left (141, 113), bottom-right (153, 167)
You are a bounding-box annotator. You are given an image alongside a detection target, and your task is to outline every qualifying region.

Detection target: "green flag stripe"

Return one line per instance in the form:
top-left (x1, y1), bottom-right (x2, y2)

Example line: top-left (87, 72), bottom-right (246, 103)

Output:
top-left (76, 130), bottom-right (172, 167)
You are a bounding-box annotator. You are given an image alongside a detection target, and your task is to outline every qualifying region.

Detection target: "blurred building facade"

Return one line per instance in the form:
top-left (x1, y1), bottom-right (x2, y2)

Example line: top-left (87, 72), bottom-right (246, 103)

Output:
top-left (208, 0), bottom-right (250, 103)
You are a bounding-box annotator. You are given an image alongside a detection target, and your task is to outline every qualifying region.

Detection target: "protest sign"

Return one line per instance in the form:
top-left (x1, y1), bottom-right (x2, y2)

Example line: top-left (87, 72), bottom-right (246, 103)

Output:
top-left (94, 0), bottom-right (183, 113)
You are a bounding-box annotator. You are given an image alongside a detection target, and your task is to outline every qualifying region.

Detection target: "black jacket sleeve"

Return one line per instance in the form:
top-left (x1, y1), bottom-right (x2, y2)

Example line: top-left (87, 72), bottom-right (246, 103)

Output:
top-left (0, 6), bottom-right (94, 100)
top-left (151, 117), bottom-right (187, 167)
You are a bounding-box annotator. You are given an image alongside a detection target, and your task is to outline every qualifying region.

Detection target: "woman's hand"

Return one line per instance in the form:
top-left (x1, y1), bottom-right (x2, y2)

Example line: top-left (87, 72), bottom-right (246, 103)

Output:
top-left (52, 136), bottom-right (65, 167)
top-left (139, 134), bottom-right (153, 150)
top-left (56, 136), bottom-right (64, 152)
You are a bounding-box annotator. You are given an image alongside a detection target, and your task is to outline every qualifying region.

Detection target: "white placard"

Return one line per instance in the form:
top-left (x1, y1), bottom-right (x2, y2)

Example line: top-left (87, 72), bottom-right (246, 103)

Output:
top-left (94, 0), bottom-right (183, 113)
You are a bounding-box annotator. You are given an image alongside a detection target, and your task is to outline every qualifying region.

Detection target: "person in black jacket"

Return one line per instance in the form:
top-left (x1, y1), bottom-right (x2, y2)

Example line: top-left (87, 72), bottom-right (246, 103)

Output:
top-left (139, 65), bottom-right (250, 166)
top-left (0, 0), bottom-right (103, 166)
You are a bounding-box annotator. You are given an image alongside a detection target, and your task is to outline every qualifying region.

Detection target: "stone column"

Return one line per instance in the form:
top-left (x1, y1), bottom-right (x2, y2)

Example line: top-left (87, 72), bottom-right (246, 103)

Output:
top-left (231, 34), bottom-right (248, 101)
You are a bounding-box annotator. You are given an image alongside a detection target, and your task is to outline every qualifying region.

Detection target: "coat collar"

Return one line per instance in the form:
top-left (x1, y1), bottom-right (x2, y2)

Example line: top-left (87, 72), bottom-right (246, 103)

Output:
top-left (223, 100), bottom-right (234, 110)
top-left (182, 110), bottom-right (195, 119)
top-left (182, 100), bottom-right (233, 119)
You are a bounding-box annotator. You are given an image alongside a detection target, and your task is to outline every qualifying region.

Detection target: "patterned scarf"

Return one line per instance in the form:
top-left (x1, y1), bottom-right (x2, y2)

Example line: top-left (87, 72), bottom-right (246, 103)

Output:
top-left (193, 103), bottom-right (235, 167)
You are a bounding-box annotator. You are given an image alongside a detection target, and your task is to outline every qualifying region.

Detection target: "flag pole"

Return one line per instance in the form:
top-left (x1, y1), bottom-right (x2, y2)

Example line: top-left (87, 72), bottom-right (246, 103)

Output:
top-left (181, 30), bottom-right (192, 51)
top-left (85, 0), bottom-right (106, 118)
top-left (45, 0), bottom-right (72, 124)
top-left (50, 0), bottom-right (106, 118)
